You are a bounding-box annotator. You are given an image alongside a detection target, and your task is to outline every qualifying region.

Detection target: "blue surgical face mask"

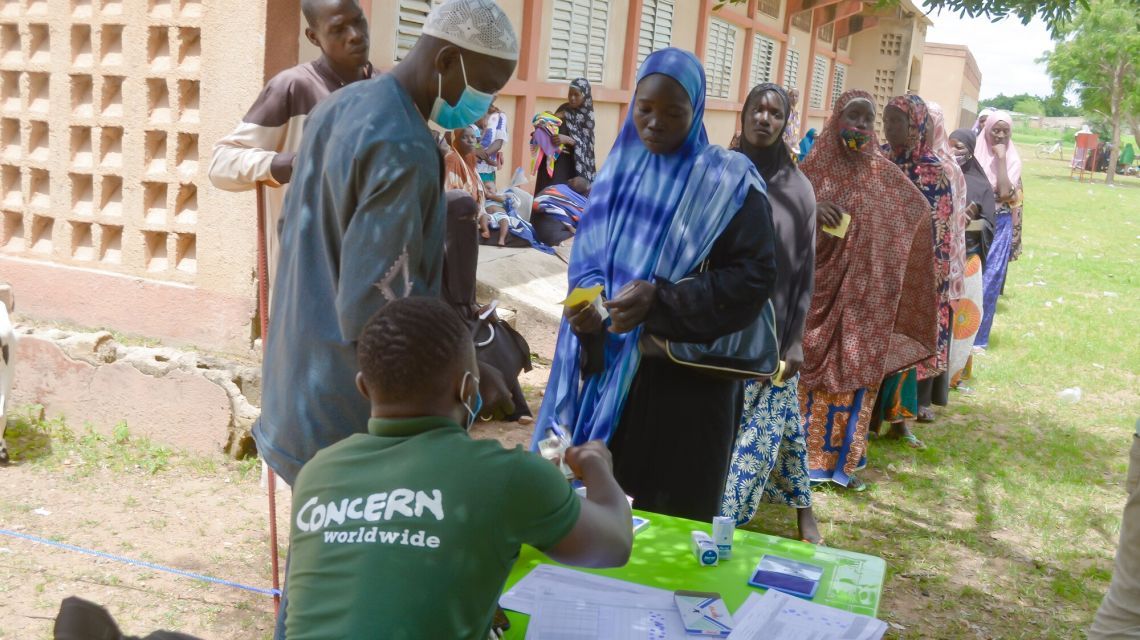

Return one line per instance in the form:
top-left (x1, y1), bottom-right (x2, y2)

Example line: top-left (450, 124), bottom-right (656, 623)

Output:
top-left (460, 371), bottom-right (483, 430)
top-left (431, 54), bottom-right (494, 130)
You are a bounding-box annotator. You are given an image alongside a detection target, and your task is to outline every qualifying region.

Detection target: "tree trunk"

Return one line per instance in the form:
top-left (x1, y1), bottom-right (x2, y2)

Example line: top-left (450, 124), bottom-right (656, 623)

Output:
top-left (1108, 119), bottom-right (1121, 185)
top-left (1105, 61), bottom-right (1124, 186)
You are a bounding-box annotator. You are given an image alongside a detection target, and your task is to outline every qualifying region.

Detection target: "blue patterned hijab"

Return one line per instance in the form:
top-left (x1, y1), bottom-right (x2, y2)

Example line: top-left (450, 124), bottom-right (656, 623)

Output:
top-left (533, 48), bottom-right (764, 446)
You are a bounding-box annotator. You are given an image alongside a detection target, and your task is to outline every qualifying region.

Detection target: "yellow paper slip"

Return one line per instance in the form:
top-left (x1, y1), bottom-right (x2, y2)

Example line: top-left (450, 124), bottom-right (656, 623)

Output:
top-left (822, 212), bottom-right (851, 238)
top-left (560, 285), bottom-right (604, 308)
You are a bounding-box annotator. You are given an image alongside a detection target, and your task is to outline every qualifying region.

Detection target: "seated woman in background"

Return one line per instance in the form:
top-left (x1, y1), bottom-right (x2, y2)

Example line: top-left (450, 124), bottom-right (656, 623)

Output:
top-left (531, 177), bottom-right (590, 246)
top-left (535, 48), bottom-right (776, 521)
top-left (1119, 143), bottom-right (1135, 173)
top-left (447, 127), bottom-right (552, 254)
top-left (445, 126), bottom-right (490, 211)
top-left (799, 90), bottom-right (936, 491)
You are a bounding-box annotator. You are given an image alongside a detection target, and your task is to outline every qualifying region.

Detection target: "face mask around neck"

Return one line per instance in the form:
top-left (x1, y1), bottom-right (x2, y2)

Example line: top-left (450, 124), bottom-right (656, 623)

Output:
top-left (459, 370), bottom-right (483, 430)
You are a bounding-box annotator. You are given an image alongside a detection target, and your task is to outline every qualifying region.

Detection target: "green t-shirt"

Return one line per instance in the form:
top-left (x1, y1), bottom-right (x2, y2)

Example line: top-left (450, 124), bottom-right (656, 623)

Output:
top-left (284, 416), bottom-right (580, 639)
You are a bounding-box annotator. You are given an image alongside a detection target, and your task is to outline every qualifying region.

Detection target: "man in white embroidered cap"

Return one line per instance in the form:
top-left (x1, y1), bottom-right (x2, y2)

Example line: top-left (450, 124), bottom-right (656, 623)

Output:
top-left (256, 2), bottom-right (518, 636)
top-left (254, 0), bottom-right (518, 488)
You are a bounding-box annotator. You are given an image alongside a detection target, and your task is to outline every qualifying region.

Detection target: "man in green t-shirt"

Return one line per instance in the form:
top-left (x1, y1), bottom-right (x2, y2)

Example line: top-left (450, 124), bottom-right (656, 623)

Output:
top-left (284, 297), bottom-right (633, 639)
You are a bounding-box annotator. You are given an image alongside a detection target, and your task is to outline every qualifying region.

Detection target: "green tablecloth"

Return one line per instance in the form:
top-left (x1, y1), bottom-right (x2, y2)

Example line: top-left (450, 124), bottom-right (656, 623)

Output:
top-left (502, 510), bottom-right (885, 636)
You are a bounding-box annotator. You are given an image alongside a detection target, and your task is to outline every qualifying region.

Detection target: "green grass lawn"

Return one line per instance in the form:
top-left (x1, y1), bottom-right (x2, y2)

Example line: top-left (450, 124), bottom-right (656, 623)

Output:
top-left (745, 156), bottom-right (1140, 637)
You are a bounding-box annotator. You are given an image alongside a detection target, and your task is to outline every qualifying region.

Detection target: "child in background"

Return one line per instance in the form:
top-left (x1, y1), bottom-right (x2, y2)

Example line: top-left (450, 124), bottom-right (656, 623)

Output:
top-left (478, 199), bottom-right (512, 247)
top-left (476, 103), bottom-right (508, 192)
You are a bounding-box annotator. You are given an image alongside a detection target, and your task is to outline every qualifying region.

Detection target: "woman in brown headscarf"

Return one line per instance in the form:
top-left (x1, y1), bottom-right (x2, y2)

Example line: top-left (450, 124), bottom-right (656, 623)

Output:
top-left (798, 90), bottom-right (937, 491)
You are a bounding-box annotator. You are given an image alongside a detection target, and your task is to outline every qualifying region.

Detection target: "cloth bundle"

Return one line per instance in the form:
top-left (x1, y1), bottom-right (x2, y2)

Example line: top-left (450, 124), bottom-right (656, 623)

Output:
top-left (530, 112), bottom-right (564, 178)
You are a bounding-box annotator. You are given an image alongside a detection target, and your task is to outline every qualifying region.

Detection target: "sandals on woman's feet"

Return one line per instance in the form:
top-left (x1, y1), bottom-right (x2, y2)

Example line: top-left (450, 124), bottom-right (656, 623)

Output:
top-left (801, 537), bottom-right (826, 546)
top-left (846, 476), bottom-right (868, 492)
top-left (903, 433), bottom-right (926, 449)
top-left (917, 406), bottom-right (935, 423)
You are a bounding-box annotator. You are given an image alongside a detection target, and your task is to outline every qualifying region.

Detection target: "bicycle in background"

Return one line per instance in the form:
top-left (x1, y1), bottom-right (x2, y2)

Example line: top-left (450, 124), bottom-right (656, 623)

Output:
top-left (1036, 140), bottom-right (1065, 160)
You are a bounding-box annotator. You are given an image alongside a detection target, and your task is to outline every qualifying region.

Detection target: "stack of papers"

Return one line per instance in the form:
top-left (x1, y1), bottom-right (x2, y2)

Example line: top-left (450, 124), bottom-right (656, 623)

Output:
top-left (501, 565), bottom-right (686, 639)
top-left (502, 566), bottom-right (887, 640)
top-left (728, 591), bottom-right (887, 640)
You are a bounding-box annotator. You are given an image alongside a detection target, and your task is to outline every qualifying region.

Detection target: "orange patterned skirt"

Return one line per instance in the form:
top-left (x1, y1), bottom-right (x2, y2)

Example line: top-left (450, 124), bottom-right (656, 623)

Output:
top-left (801, 385), bottom-right (880, 487)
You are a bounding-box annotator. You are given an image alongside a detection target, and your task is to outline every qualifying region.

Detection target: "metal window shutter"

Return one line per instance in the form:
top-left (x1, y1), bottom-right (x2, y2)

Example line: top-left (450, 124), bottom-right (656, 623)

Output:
top-left (394, 0), bottom-right (442, 62)
top-left (550, 0), bottom-right (609, 82)
top-left (705, 18), bottom-right (736, 100)
top-left (830, 63), bottom-right (846, 107)
top-left (749, 34), bottom-right (777, 87)
top-left (784, 49), bottom-right (800, 88)
top-left (638, 0), bottom-right (675, 66)
top-left (809, 54), bottom-right (828, 109)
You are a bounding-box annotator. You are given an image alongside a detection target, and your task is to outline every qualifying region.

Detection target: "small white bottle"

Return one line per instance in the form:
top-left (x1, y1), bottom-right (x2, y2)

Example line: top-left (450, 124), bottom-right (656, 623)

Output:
top-left (712, 516), bottom-right (734, 559)
top-left (690, 531), bottom-right (719, 566)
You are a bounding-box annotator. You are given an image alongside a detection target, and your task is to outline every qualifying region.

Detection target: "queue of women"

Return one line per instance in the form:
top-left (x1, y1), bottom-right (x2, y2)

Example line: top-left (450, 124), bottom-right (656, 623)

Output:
top-left (529, 48), bottom-right (1024, 543)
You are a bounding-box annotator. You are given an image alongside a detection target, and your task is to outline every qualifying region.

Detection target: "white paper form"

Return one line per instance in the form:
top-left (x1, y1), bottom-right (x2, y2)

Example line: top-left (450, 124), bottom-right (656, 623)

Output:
top-left (500, 565), bottom-right (674, 616)
top-left (524, 588), bottom-right (689, 640)
top-left (727, 591), bottom-right (887, 640)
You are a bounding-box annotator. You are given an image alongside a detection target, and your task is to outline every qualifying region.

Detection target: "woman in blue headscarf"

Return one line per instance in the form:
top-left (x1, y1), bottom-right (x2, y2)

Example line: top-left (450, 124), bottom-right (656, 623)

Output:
top-left (533, 49), bottom-right (777, 521)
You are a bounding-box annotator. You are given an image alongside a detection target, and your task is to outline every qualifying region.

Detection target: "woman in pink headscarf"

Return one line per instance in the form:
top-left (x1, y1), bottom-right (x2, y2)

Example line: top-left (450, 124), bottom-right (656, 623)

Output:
top-left (926, 102), bottom-right (973, 388)
top-left (972, 110), bottom-right (1023, 349)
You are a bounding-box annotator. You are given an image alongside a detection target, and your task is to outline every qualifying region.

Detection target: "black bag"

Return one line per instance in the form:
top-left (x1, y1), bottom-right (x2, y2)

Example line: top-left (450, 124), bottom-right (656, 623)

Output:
top-left (640, 266), bottom-right (780, 380)
top-left (466, 302), bottom-right (534, 421)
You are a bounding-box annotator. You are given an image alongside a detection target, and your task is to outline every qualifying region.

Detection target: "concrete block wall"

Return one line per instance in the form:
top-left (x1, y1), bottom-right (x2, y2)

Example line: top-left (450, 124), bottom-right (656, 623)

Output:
top-left (848, 13), bottom-right (929, 133)
top-left (0, 0), bottom-right (268, 355)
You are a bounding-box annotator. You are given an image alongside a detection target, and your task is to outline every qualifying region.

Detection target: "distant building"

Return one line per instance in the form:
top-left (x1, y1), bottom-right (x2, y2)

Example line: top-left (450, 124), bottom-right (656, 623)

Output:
top-left (918, 42), bottom-right (983, 131)
top-left (846, 1), bottom-right (934, 130)
top-left (3, 0), bottom-right (935, 353)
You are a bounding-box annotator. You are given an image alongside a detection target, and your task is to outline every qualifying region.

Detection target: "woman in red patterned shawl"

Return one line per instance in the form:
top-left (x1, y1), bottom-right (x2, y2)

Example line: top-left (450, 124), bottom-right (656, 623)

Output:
top-left (799, 90), bottom-right (937, 490)
top-left (875, 94), bottom-right (954, 446)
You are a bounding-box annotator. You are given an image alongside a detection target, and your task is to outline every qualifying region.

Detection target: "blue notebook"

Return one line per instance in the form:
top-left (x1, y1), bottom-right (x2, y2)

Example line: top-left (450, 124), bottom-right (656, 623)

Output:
top-left (748, 554), bottom-right (824, 599)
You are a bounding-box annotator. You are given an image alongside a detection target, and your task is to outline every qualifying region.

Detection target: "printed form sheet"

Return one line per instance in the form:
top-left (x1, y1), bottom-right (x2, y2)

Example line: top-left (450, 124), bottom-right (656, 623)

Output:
top-left (503, 566), bottom-right (688, 639)
top-left (727, 590), bottom-right (887, 640)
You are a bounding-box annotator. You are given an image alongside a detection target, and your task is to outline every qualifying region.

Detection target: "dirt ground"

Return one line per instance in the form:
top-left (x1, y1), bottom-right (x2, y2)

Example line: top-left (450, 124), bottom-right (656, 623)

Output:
top-left (0, 401), bottom-right (542, 640)
top-left (0, 461), bottom-right (283, 639)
